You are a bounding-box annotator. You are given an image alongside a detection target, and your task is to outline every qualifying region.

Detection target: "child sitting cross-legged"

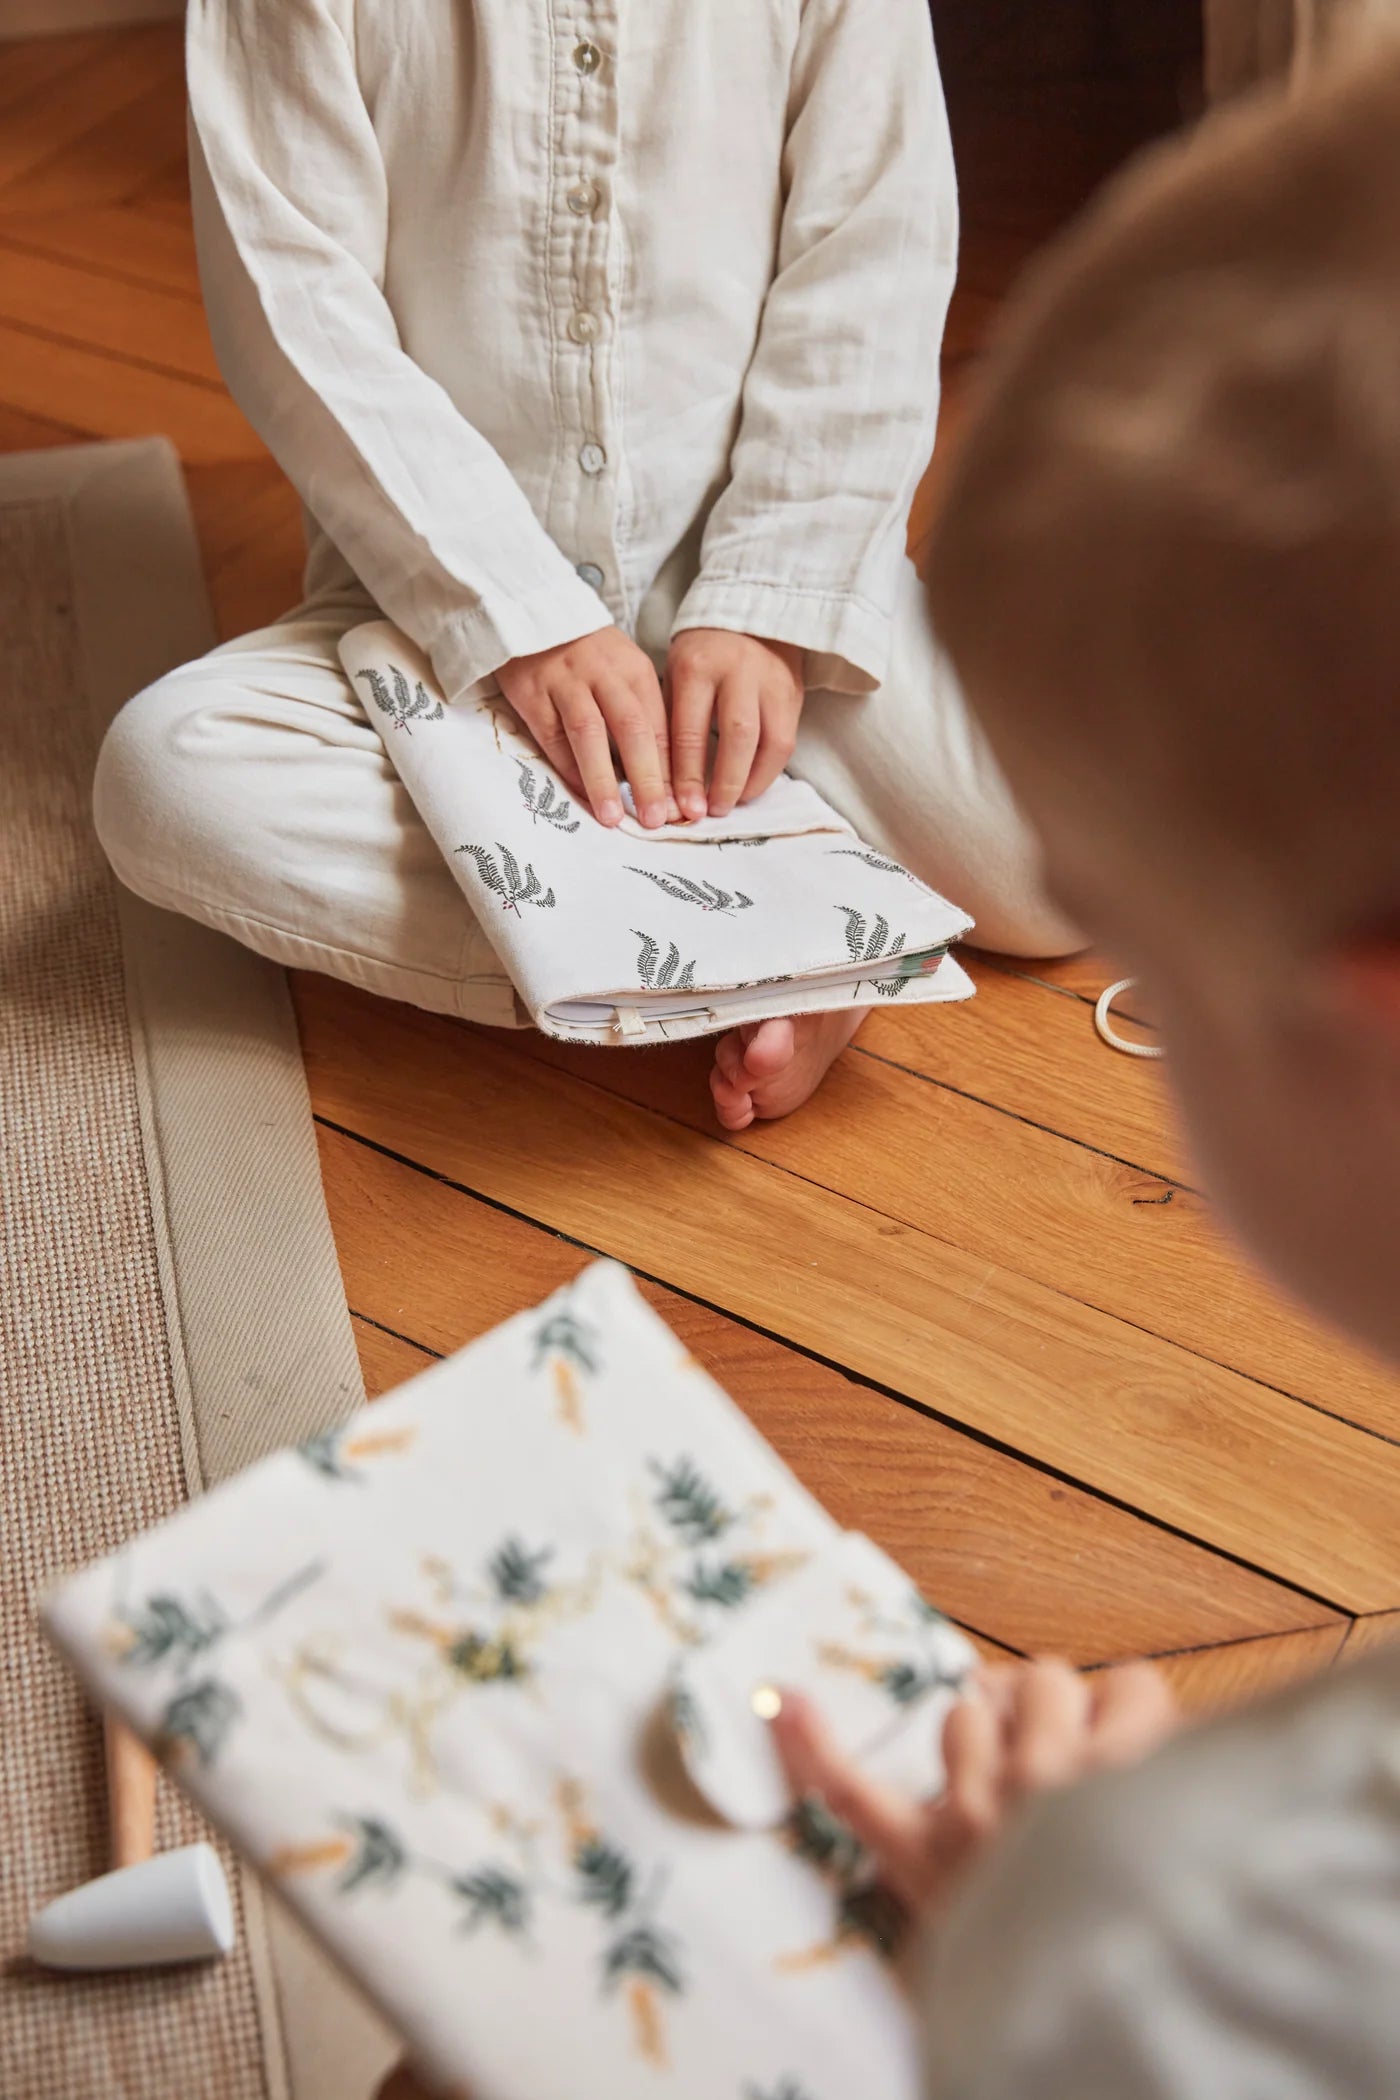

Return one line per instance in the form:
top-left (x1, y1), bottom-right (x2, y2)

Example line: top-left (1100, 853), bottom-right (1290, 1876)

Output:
top-left (91, 0), bottom-right (1076, 1129)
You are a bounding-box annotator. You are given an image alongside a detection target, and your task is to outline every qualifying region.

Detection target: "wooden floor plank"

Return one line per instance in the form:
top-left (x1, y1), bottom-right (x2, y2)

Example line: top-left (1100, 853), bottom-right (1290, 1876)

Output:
top-left (0, 400), bottom-right (87, 451)
top-left (136, 196), bottom-right (196, 227)
top-left (0, 316), bottom-right (261, 463)
top-left (294, 975), bottom-right (1400, 1612)
top-left (1155, 1624), bottom-right (1348, 1716)
top-left (13, 76), bottom-right (190, 218)
top-left (1341, 1611), bottom-right (1400, 1660)
top-left (0, 243), bottom-right (221, 384)
top-left (184, 460), bottom-right (306, 639)
top-left (0, 26), bottom-right (183, 208)
top-left (1011, 950), bottom-right (1135, 1006)
top-left (202, 528), bottom-right (305, 642)
top-left (504, 1009), bottom-right (1400, 1441)
top-left (124, 148), bottom-right (191, 210)
top-left (324, 1128), bottom-right (1335, 1663)
top-left (862, 955), bottom-right (1186, 1180)
top-left (0, 205), bottom-right (200, 298)
top-left (0, 28), bottom-right (117, 129)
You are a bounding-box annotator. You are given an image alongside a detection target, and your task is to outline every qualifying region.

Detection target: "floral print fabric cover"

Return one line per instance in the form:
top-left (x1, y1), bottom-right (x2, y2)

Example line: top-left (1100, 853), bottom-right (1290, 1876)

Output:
top-left (43, 1264), bottom-right (975, 2100)
top-left (337, 621), bottom-right (975, 1045)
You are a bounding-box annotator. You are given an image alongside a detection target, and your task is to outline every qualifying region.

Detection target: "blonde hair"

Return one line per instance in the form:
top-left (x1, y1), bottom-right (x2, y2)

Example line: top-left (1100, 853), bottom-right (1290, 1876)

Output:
top-left (927, 40), bottom-right (1400, 934)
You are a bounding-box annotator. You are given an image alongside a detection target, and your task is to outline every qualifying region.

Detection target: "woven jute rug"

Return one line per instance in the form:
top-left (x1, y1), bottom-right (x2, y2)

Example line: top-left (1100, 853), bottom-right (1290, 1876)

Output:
top-left (0, 440), bottom-right (397, 2100)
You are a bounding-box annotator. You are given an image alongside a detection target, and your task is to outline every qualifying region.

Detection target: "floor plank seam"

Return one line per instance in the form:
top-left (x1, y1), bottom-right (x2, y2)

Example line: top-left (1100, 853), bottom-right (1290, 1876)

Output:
top-left (1121, 1622), bottom-right (1350, 1669)
top-left (847, 1037), bottom-right (1198, 1190)
top-left (0, 309), bottom-right (225, 392)
top-left (317, 1114), bottom-right (1354, 1620)
top-left (480, 1039), bottom-right (1398, 1451)
top-left (0, 227), bottom-right (205, 305)
top-left (0, 403), bottom-right (92, 445)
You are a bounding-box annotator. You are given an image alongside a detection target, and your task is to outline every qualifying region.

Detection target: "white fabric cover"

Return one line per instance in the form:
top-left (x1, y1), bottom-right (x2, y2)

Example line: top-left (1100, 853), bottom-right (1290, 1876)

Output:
top-left (338, 621), bottom-right (975, 1043)
top-left (44, 1262), bottom-right (976, 2100)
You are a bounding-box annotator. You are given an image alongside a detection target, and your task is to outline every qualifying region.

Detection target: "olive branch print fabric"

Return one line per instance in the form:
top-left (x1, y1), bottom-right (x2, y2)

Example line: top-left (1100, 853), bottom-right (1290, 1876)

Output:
top-left (337, 621), bottom-right (975, 1043)
top-left (44, 1262), bottom-right (973, 2100)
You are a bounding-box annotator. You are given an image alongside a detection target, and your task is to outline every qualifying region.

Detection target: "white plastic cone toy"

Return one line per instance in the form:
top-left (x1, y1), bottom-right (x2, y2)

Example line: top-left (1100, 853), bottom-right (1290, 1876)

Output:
top-left (29, 1718), bottom-right (234, 1971)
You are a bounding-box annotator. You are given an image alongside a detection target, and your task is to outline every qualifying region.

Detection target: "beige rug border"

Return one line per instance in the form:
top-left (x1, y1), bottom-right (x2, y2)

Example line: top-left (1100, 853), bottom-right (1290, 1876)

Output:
top-left (0, 440), bottom-right (395, 2100)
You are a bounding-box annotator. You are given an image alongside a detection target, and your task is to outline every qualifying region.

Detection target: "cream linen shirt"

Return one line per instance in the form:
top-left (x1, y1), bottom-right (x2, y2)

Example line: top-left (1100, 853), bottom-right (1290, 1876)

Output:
top-left (186, 0), bottom-right (957, 708)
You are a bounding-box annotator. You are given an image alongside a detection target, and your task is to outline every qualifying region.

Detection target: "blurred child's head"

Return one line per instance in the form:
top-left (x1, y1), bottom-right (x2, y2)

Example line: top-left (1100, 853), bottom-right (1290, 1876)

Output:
top-left (927, 44), bottom-right (1400, 1361)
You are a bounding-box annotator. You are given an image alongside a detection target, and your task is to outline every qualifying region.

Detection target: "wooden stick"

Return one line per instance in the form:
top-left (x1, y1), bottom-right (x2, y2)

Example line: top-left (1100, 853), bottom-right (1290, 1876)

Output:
top-left (104, 1715), bottom-right (158, 1873)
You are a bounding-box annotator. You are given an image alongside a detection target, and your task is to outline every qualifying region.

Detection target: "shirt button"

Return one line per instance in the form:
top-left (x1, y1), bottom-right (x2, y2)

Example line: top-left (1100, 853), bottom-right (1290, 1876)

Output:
top-left (573, 40), bottom-right (602, 74)
top-left (566, 179), bottom-right (601, 217)
top-left (576, 562), bottom-right (605, 591)
top-left (567, 310), bottom-right (601, 345)
top-left (579, 441), bottom-right (607, 476)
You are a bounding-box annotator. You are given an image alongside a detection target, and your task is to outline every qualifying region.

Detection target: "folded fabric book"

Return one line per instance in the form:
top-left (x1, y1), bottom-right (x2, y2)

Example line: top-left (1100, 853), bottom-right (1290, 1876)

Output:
top-left (44, 1263), bottom-right (975, 2100)
top-left (338, 621), bottom-right (975, 1044)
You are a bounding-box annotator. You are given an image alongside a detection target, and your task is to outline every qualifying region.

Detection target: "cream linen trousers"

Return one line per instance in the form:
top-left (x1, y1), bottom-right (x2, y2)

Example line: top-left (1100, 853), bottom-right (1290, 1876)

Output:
top-left (93, 548), bottom-right (1077, 1032)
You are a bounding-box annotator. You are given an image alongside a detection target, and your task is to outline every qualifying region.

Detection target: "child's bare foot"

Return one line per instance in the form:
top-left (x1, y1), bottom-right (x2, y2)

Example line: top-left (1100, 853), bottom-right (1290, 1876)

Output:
top-left (709, 1007), bottom-right (869, 1130)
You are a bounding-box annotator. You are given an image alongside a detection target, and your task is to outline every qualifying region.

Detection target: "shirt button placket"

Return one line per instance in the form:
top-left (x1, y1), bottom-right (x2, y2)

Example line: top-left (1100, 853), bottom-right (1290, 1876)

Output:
top-left (563, 12), bottom-right (620, 619)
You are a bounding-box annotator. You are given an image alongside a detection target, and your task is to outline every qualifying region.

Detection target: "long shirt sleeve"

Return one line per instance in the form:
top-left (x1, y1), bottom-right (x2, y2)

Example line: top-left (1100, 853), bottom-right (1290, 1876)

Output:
top-left (920, 1647), bottom-right (1400, 2099)
top-left (186, 0), bottom-right (612, 703)
top-left (672, 0), bottom-right (958, 694)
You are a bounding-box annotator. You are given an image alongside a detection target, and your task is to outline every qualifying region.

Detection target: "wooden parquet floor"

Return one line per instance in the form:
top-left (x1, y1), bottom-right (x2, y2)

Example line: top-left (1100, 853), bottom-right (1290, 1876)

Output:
top-left (6, 14), bottom-right (1399, 1714)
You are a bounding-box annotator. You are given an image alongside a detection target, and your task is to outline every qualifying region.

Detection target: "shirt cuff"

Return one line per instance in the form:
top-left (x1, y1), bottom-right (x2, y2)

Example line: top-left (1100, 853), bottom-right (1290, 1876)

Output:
top-left (671, 575), bottom-right (891, 695)
top-left (427, 570), bottom-right (614, 705)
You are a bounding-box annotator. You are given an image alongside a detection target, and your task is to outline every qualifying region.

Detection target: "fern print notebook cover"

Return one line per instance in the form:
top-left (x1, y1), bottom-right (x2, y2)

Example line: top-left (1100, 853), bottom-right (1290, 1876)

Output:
top-left (43, 1263), bottom-right (975, 2100)
top-left (338, 621), bottom-right (975, 1044)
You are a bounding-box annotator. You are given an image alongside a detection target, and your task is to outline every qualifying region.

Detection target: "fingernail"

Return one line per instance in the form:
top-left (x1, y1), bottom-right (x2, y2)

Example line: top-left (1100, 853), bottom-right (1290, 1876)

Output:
top-left (682, 792), bottom-right (706, 821)
top-left (641, 801), bottom-right (665, 828)
top-left (710, 800), bottom-right (734, 820)
top-left (599, 799), bottom-right (623, 826)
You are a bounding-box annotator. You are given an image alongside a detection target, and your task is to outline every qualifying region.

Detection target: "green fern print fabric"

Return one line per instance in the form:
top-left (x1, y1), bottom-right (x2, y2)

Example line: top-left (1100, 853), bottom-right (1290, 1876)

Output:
top-left (338, 620), bottom-right (975, 1043)
top-left (44, 1263), bottom-right (974, 2100)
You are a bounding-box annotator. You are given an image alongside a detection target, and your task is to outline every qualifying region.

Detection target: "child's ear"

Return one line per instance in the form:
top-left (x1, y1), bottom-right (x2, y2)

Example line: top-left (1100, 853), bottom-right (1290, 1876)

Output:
top-left (1329, 928), bottom-right (1400, 1038)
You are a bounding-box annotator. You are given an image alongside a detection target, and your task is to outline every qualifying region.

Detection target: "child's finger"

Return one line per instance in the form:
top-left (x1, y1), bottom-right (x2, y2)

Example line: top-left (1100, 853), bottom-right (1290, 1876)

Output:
top-left (709, 675), bottom-right (761, 816)
top-left (504, 692), bottom-right (587, 800)
top-left (938, 1692), bottom-right (1004, 1842)
top-left (769, 1691), bottom-right (930, 1907)
top-left (554, 681), bottom-right (624, 825)
top-left (597, 676), bottom-right (668, 828)
top-left (1003, 1658), bottom-right (1095, 1796)
top-left (668, 666), bottom-right (716, 821)
top-left (1085, 1661), bottom-right (1180, 1770)
top-left (740, 693), bottom-right (800, 804)
top-left (629, 664), bottom-right (676, 812)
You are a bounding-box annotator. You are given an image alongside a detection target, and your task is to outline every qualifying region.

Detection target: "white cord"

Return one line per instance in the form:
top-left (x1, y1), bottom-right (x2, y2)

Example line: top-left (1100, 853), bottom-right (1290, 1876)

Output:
top-left (1094, 978), bottom-right (1165, 1060)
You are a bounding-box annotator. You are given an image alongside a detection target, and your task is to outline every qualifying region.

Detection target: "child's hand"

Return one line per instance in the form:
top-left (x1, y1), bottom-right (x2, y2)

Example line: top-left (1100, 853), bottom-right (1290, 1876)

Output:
top-left (497, 628), bottom-right (677, 829)
top-left (771, 1658), bottom-right (1179, 1915)
top-left (666, 629), bottom-right (804, 820)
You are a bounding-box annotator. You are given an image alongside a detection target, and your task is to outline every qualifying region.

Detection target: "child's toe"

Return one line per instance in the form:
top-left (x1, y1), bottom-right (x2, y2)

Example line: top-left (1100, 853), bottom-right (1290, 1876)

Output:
top-left (739, 1017), bottom-right (795, 1081)
top-left (715, 1031), bottom-right (748, 1085)
top-left (709, 1063), bottom-right (755, 1130)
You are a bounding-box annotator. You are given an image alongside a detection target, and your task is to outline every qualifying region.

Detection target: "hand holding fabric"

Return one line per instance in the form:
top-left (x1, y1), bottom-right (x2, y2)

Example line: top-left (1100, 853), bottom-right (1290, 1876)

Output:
top-left (771, 1657), bottom-right (1179, 1915)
